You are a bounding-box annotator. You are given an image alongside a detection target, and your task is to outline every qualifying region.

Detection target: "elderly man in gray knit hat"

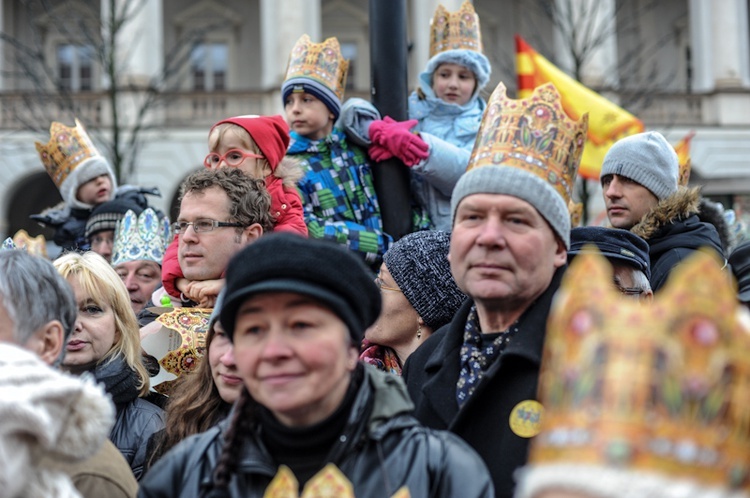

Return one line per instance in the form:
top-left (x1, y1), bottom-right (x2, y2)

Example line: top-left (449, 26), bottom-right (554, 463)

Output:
top-left (600, 131), bottom-right (722, 291)
top-left (402, 82), bottom-right (587, 498)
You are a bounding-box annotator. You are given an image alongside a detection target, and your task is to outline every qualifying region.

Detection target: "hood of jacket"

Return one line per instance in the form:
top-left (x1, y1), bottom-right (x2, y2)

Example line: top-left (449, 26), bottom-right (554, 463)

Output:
top-left (631, 186), bottom-right (723, 258)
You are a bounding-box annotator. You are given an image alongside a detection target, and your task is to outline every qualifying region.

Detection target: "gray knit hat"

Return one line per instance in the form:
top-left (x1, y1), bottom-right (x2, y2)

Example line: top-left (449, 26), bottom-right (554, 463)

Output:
top-left (600, 131), bottom-right (679, 200)
top-left (451, 165), bottom-right (572, 248)
top-left (383, 230), bottom-right (466, 330)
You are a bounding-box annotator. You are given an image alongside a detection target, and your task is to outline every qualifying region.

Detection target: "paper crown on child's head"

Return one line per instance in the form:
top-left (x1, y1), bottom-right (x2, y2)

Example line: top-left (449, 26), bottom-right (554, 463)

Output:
top-left (35, 119), bottom-right (116, 208)
top-left (11, 230), bottom-right (47, 258)
top-left (111, 208), bottom-right (171, 267)
top-left (281, 35), bottom-right (349, 119)
top-left (450, 82), bottom-right (588, 248)
top-left (429, 0), bottom-right (483, 58)
top-left (518, 248), bottom-right (750, 497)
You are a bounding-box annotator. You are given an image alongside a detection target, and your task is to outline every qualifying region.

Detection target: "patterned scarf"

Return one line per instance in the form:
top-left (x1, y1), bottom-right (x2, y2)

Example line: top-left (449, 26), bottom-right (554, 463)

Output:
top-left (456, 305), bottom-right (519, 408)
top-left (359, 340), bottom-right (402, 376)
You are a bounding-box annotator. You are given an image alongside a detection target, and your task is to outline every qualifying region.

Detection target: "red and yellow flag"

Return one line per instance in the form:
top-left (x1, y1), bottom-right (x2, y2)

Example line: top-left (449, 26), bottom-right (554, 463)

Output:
top-left (515, 35), bottom-right (645, 180)
top-left (674, 131), bottom-right (695, 186)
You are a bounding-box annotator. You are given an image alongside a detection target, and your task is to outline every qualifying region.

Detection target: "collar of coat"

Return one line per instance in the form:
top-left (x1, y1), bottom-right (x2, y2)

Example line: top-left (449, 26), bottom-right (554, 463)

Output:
top-left (630, 186), bottom-right (701, 241)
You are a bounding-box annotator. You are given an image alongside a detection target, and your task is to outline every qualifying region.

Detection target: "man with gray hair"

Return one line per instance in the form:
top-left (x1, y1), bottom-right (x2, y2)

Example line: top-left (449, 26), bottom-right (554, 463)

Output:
top-left (0, 250), bottom-right (138, 497)
top-left (600, 131), bottom-right (722, 291)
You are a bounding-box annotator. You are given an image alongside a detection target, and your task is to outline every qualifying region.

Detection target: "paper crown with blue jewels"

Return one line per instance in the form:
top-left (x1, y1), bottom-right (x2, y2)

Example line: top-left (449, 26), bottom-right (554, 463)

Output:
top-left (111, 208), bottom-right (170, 266)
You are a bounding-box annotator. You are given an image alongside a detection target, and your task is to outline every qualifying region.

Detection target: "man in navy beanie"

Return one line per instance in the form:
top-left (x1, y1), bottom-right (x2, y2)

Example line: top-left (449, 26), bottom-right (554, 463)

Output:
top-left (600, 131), bottom-right (723, 291)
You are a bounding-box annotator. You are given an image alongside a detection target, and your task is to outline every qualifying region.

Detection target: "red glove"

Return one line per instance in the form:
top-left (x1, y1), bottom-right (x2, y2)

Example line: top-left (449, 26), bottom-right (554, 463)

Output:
top-left (368, 143), bottom-right (394, 162)
top-left (369, 117), bottom-right (429, 166)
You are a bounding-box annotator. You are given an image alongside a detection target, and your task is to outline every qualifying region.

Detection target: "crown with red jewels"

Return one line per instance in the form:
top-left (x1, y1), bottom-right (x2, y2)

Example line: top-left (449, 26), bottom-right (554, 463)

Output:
top-left (530, 247), bottom-right (750, 492)
top-left (111, 209), bottom-right (171, 267)
top-left (35, 119), bottom-right (102, 189)
top-left (429, 0), bottom-right (483, 57)
top-left (467, 82), bottom-right (588, 207)
top-left (284, 35), bottom-right (349, 103)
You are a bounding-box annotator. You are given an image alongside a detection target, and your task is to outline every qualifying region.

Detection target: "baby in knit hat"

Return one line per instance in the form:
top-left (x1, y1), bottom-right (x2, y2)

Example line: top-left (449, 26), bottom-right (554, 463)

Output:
top-left (161, 115), bottom-right (306, 302)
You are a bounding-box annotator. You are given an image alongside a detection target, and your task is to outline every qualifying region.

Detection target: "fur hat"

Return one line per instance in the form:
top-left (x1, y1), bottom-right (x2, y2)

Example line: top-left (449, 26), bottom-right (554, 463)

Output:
top-left (221, 233), bottom-right (381, 344)
top-left (569, 226), bottom-right (651, 280)
top-left (211, 115), bottom-right (290, 170)
top-left (383, 230), bottom-right (466, 330)
top-left (600, 131), bottom-right (679, 200)
top-left (0, 343), bottom-right (114, 497)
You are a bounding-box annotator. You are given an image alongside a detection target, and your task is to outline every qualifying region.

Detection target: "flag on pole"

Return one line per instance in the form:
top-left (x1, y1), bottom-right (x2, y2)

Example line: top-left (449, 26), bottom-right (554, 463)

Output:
top-left (674, 131), bottom-right (696, 186)
top-left (515, 35), bottom-right (645, 180)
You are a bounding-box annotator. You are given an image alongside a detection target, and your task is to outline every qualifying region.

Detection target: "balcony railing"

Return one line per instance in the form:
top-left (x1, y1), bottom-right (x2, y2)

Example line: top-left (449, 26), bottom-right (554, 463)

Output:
top-left (0, 88), bottom-right (713, 130)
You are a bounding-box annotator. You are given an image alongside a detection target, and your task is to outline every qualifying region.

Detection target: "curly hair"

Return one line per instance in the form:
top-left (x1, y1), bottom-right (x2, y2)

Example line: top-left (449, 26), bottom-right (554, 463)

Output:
top-left (179, 168), bottom-right (275, 234)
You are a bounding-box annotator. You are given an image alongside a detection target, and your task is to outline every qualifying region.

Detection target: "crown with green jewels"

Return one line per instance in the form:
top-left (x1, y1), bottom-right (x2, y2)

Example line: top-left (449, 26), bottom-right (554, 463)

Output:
top-left (111, 208), bottom-right (171, 266)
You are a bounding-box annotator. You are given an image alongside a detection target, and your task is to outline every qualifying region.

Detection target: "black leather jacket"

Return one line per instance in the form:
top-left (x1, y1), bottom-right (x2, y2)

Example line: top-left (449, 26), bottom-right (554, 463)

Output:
top-left (139, 365), bottom-right (494, 497)
top-left (112, 396), bottom-right (165, 480)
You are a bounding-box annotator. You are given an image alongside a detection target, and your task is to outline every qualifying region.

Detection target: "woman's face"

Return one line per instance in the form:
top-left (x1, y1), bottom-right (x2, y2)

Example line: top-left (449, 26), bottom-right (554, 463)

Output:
top-left (208, 321), bottom-right (242, 404)
top-left (432, 63), bottom-right (477, 106)
top-left (232, 292), bottom-right (357, 427)
top-left (366, 264), bottom-right (420, 349)
top-left (63, 275), bottom-right (117, 366)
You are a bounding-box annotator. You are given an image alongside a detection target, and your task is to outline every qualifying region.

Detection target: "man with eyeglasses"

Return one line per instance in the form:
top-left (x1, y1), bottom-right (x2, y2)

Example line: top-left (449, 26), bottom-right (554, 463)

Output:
top-left (568, 226), bottom-right (653, 301)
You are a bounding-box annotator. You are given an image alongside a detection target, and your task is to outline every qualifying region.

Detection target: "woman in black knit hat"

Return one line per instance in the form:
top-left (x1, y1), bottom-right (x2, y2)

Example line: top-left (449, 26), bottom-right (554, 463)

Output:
top-left (139, 232), bottom-right (493, 498)
top-left (362, 230), bottom-right (467, 375)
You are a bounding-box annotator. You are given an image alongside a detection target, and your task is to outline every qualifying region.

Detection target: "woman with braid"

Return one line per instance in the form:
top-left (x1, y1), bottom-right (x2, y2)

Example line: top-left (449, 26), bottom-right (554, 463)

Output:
top-left (139, 233), bottom-right (493, 498)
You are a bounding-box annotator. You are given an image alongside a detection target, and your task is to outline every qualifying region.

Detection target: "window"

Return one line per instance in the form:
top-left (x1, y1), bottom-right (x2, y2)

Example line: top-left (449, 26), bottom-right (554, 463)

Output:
top-left (340, 41), bottom-right (357, 91)
top-left (190, 42), bottom-right (228, 91)
top-left (57, 44), bottom-right (95, 92)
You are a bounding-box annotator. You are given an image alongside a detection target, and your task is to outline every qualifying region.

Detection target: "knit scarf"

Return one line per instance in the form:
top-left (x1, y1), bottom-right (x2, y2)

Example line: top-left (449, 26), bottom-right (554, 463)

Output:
top-left (92, 354), bottom-right (140, 407)
top-left (456, 306), bottom-right (519, 408)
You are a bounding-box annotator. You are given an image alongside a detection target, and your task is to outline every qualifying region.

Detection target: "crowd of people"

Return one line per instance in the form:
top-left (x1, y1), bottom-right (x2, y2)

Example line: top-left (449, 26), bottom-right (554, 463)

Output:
top-left (1, 2), bottom-right (750, 498)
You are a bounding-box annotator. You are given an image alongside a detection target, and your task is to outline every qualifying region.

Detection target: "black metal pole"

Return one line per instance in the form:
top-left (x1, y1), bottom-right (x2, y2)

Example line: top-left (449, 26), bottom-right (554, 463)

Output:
top-left (369, 0), bottom-right (412, 241)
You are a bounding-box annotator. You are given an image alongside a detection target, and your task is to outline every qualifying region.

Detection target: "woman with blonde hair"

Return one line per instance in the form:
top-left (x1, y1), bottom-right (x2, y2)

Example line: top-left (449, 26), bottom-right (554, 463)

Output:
top-left (54, 251), bottom-right (164, 480)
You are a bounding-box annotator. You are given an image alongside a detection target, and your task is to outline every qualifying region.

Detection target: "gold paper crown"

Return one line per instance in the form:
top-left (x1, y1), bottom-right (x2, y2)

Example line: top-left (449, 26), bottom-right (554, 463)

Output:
top-left (262, 464), bottom-right (410, 498)
top-left (530, 248), bottom-right (750, 491)
top-left (679, 156), bottom-right (691, 187)
top-left (429, 0), bottom-right (483, 57)
top-left (11, 230), bottom-right (47, 258)
top-left (284, 35), bottom-right (349, 103)
top-left (467, 82), bottom-right (588, 206)
top-left (35, 119), bottom-right (102, 189)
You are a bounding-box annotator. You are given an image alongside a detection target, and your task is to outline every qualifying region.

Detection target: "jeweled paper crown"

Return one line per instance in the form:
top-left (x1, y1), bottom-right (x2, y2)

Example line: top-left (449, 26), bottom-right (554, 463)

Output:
top-left (467, 82), bottom-right (588, 207)
top-left (530, 248), bottom-right (750, 491)
top-left (111, 209), bottom-right (170, 267)
top-left (262, 464), bottom-right (410, 498)
top-left (284, 35), bottom-right (349, 103)
top-left (35, 119), bottom-right (102, 189)
top-left (429, 0), bottom-right (483, 57)
top-left (12, 230), bottom-right (47, 258)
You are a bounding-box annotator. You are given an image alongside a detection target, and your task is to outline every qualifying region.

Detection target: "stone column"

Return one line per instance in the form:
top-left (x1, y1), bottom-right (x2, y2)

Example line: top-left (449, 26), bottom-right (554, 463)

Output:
top-left (260, 0), bottom-right (321, 91)
top-left (105, 0), bottom-right (164, 87)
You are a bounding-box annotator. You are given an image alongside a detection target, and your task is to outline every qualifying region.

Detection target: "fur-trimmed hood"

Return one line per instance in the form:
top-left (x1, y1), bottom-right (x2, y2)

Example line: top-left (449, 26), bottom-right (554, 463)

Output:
top-left (631, 186), bottom-right (702, 240)
top-left (273, 156), bottom-right (304, 189)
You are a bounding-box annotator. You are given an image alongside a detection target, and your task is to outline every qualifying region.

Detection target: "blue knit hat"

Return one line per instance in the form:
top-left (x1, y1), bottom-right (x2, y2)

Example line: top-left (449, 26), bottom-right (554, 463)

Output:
top-left (600, 131), bottom-right (679, 200)
top-left (281, 78), bottom-right (341, 121)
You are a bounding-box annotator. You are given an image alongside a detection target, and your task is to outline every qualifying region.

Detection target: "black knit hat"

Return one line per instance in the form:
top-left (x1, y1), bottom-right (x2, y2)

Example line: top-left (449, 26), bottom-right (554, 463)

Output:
top-left (569, 226), bottom-right (651, 280)
top-left (220, 233), bottom-right (381, 344)
top-left (728, 241), bottom-right (750, 303)
top-left (84, 196), bottom-right (146, 239)
top-left (383, 230), bottom-right (466, 330)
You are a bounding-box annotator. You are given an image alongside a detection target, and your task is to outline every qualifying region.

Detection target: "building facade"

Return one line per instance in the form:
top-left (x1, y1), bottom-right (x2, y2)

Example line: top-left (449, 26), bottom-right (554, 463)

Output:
top-left (1, 0), bottom-right (749, 242)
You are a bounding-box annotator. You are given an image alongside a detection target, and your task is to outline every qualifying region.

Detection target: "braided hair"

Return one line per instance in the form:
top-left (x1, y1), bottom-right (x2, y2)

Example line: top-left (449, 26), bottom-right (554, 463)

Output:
top-left (201, 387), bottom-right (256, 498)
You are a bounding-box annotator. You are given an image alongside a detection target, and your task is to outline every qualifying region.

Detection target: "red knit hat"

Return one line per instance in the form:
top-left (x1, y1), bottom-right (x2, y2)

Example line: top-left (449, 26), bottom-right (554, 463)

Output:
top-left (210, 115), bottom-right (290, 171)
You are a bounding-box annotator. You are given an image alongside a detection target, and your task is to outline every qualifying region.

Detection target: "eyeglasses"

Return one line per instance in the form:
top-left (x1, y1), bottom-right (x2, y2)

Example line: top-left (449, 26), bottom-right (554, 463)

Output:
top-left (618, 286), bottom-right (645, 297)
top-left (204, 149), bottom-right (264, 169)
top-left (375, 275), bottom-right (402, 293)
top-left (172, 219), bottom-right (244, 234)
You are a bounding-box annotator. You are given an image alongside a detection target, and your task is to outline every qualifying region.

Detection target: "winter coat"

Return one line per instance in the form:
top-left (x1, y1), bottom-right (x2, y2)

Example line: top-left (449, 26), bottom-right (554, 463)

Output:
top-left (138, 365), bottom-right (494, 498)
top-left (290, 128), bottom-right (392, 267)
top-left (92, 354), bottom-right (165, 480)
top-left (631, 187), bottom-right (724, 292)
top-left (402, 267), bottom-right (565, 498)
top-left (42, 439), bottom-right (139, 498)
top-left (408, 78), bottom-right (486, 231)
